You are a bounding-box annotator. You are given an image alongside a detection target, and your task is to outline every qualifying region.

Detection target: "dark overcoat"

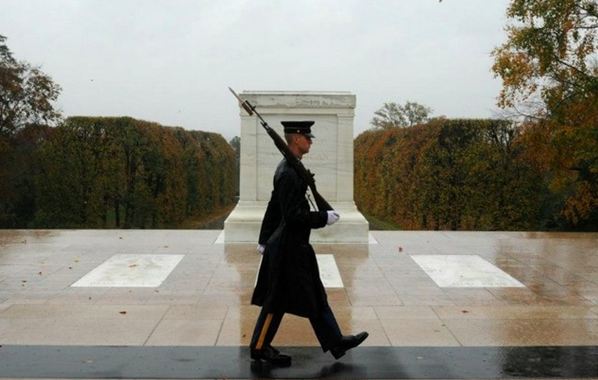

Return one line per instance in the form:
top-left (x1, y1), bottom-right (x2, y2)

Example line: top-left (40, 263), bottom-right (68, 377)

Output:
top-left (251, 159), bottom-right (329, 318)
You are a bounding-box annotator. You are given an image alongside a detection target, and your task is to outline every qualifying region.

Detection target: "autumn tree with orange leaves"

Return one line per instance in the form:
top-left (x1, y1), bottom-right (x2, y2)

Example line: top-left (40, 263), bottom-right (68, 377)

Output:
top-left (492, 0), bottom-right (598, 229)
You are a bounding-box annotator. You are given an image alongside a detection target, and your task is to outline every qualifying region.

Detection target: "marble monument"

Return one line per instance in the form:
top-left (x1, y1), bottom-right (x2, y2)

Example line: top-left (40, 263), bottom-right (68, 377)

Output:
top-left (224, 91), bottom-right (369, 243)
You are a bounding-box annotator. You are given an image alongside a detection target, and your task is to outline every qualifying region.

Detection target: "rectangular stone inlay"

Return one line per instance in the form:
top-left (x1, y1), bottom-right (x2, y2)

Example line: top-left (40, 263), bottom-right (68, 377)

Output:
top-left (71, 254), bottom-right (184, 287)
top-left (316, 254), bottom-right (344, 288)
top-left (410, 255), bottom-right (525, 288)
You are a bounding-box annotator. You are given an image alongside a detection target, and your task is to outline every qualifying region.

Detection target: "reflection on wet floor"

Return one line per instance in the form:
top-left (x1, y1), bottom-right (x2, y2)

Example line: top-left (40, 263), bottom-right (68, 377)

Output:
top-left (0, 229), bottom-right (596, 348)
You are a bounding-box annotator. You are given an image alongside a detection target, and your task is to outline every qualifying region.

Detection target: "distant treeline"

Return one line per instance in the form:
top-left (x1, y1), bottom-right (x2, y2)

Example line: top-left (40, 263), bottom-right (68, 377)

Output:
top-left (0, 117), bottom-right (236, 228)
top-left (355, 118), bottom-right (596, 231)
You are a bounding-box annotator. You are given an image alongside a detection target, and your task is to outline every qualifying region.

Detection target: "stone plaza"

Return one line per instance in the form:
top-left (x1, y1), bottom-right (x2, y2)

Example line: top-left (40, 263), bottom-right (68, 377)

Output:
top-left (0, 229), bottom-right (597, 378)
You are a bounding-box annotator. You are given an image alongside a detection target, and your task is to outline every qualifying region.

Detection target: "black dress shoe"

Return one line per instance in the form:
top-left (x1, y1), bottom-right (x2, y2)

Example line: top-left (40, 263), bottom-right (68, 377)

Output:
top-left (250, 345), bottom-right (292, 367)
top-left (330, 331), bottom-right (369, 359)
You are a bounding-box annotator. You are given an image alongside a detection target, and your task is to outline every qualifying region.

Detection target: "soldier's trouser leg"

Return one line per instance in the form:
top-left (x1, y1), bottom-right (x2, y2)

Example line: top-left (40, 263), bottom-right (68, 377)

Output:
top-left (250, 308), bottom-right (284, 350)
top-left (309, 304), bottom-right (342, 351)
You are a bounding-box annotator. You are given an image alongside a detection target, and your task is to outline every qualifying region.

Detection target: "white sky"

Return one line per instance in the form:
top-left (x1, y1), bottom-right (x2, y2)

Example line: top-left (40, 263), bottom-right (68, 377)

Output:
top-left (1, 0), bottom-right (510, 140)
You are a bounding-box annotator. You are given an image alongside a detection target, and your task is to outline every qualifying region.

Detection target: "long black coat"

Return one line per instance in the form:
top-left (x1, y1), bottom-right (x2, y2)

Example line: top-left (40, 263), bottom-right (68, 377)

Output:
top-left (251, 159), bottom-right (329, 318)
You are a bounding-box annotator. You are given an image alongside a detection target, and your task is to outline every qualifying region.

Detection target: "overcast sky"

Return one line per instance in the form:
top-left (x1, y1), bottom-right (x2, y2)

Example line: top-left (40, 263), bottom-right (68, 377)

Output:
top-left (1, 0), bottom-right (511, 140)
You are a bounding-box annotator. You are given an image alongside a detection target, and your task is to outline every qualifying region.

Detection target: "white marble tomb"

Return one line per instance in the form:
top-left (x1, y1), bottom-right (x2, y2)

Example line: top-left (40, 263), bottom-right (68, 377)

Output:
top-left (224, 91), bottom-right (369, 243)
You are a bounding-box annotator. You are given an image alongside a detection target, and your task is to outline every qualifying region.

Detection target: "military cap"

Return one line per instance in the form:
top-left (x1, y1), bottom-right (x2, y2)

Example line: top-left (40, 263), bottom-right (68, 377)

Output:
top-left (281, 121), bottom-right (315, 138)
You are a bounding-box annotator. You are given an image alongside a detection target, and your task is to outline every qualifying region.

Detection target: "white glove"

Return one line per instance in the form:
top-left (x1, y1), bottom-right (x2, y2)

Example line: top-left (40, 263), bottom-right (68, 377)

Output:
top-left (257, 244), bottom-right (265, 255)
top-left (326, 210), bottom-right (340, 225)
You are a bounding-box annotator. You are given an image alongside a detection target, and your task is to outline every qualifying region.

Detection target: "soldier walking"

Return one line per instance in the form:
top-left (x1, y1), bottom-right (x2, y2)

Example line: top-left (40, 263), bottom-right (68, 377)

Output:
top-left (249, 121), bottom-right (368, 367)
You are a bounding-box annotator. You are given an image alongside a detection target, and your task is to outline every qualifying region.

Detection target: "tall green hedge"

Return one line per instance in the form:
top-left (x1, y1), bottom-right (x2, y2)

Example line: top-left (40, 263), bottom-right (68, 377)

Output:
top-left (3, 117), bottom-right (235, 228)
top-left (355, 119), bottom-right (545, 230)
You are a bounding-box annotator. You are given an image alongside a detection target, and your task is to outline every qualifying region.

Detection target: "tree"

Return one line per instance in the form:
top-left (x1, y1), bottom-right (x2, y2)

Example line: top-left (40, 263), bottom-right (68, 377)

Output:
top-left (0, 35), bottom-right (62, 136)
top-left (492, 0), bottom-right (598, 229)
top-left (402, 102), bottom-right (434, 127)
top-left (229, 136), bottom-right (240, 197)
top-left (0, 35), bottom-right (61, 226)
top-left (33, 117), bottom-right (236, 228)
top-left (371, 101), bottom-right (432, 129)
top-left (354, 119), bottom-right (544, 231)
top-left (492, 0), bottom-right (597, 113)
top-left (229, 136), bottom-right (240, 153)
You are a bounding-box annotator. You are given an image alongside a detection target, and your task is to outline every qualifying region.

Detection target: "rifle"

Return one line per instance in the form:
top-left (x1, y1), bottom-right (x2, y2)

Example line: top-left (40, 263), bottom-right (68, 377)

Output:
top-left (228, 87), bottom-right (333, 212)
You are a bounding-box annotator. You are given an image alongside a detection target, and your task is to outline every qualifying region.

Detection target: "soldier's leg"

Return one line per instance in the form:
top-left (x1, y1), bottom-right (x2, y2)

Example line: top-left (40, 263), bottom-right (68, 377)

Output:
top-left (250, 308), bottom-right (290, 366)
top-left (308, 303), bottom-right (342, 352)
top-left (310, 304), bottom-right (369, 359)
top-left (250, 308), bottom-right (284, 350)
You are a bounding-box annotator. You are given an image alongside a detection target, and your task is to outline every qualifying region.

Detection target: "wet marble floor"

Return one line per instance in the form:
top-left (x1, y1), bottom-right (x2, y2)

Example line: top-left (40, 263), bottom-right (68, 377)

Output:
top-left (0, 229), bottom-right (597, 379)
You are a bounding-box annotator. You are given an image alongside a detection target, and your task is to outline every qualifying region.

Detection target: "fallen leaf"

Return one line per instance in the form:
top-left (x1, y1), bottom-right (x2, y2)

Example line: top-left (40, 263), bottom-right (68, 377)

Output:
top-left (398, 246), bottom-right (403, 252)
top-left (119, 311), bottom-right (127, 315)
top-left (461, 310), bottom-right (469, 314)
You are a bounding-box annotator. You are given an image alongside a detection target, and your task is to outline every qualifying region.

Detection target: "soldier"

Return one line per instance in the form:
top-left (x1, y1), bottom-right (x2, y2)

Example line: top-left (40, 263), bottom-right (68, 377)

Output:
top-left (249, 121), bottom-right (368, 367)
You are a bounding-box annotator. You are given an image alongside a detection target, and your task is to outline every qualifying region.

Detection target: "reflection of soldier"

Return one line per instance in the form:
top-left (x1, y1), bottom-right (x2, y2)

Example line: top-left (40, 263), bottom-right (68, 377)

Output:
top-left (250, 121), bottom-right (368, 367)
